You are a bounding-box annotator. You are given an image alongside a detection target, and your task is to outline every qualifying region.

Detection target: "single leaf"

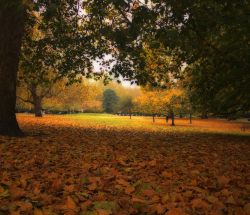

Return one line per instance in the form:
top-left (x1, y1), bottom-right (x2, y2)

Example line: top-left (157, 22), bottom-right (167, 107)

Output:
top-left (66, 196), bottom-right (77, 210)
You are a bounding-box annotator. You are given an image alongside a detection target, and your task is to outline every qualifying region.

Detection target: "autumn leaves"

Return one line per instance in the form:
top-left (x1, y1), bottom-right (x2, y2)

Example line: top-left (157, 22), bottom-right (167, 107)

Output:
top-left (0, 115), bottom-right (250, 214)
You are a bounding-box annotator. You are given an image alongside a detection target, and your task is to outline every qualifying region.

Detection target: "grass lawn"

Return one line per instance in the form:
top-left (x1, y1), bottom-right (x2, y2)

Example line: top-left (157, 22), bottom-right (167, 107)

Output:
top-left (66, 113), bottom-right (250, 135)
top-left (0, 114), bottom-right (249, 214)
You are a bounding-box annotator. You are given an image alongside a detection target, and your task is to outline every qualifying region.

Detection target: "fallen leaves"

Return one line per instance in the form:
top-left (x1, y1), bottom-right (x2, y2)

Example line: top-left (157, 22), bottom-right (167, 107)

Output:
top-left (0, 115), bottom-right (249, 214)
top-left (66, 196), bottom-right (77, 210)
top-left (217, 175), bottom-right (230, 188)
top-left (165, 208), bottom-right (186, 215)
top-left (9, 186), bottom-right (25, 200)
top-left (34, 208), bottom-right (43, 215)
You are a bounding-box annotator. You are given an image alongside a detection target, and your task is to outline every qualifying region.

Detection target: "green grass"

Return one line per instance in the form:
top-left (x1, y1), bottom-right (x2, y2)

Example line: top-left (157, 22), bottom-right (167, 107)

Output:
top-left (63, 113), bottom-right (250, 136)
top-left (66, 113), bottom-right (155, 128)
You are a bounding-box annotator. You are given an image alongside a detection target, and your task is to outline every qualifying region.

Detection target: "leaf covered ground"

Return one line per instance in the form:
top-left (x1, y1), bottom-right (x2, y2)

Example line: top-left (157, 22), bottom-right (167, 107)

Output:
top-left (0, 114), bottom-right (250, 215)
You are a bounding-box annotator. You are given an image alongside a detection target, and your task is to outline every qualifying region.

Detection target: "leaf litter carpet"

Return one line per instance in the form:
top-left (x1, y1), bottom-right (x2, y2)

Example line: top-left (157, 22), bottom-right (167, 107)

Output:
top-left (0, 116), bottom-right (250, 215)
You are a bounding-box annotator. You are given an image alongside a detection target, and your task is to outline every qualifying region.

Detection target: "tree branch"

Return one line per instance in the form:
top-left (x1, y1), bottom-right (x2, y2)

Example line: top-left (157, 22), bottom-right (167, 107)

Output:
top-left (17, 96), bottom-right (34, 105)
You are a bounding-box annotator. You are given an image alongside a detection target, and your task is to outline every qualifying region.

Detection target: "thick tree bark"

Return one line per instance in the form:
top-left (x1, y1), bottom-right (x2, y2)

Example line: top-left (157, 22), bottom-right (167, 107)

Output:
top-left (0, 1), bottom-right (25, 136)
top-left (152, 114), bottom-right (155, 123)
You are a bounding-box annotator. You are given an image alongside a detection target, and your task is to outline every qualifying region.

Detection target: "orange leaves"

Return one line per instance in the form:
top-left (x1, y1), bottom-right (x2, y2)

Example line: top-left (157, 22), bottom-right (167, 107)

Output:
top-left (64, 184), bottom-right (75, 193)
top-left (96, 208), bottom-right (112, 215)
top-left (88, 183), bottom-right (98, 191)
top-left (87, 177), bottom-right (101, 191)
top-left (131, 197), bottom-right (147, 204)
top-left (149, 203), bottom-right (166, 214)
top-left (9, 186), bottom-right (25, 200)
top-left (217, 175), bottom-right (230, 188)
top-left (165, 208), bottom-right (186, 215)
top-left (191, 198), bottom-right (209, 209)
top-left (0, 114), bottom-right (249, 215)
top-left (15, 201), bottom-right (33, 212)
top-left (161, 171), bottom-right (173, 179)
top-left (206, 195), bottom-right (219, 204)
top-left (148, 160), bottom-right (157, 167)
top-left (116, 178), bottom-right (130, 187)
top-left (116, 178), bottom-right (135, 195)
top-left (34, 208), bottom-right (44, 215)
top-left (125, 186), bottom-right (135, 195)
top-left (66, 196), bottom-right (77, 210)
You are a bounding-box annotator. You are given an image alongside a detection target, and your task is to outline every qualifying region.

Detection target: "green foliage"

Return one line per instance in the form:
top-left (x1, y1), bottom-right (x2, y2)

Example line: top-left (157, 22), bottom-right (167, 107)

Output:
top-left (13, 0), bottom-right (250, 118)
top-left (102, 89), bottom-right (119, 113)
top-left (85, 0), bottom-right (250, 115)
top-left (119, 96), bottom-right (134, 114)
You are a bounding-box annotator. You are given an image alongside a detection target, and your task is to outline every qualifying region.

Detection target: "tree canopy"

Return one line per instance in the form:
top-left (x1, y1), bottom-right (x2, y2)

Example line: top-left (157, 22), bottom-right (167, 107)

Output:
top-left (0, 0), bottom-right (249, 135)
top-left (103, 89), bottom-right (119, 113)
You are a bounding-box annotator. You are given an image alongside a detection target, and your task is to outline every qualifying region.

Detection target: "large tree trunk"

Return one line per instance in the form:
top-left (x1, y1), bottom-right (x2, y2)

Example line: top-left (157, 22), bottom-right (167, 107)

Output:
top-left (0, 1), bottom-right (25, 136)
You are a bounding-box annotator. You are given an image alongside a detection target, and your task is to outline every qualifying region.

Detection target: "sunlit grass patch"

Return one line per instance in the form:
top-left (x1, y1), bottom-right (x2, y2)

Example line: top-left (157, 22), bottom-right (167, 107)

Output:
top-left (37, 113), bottom-right (250, 136)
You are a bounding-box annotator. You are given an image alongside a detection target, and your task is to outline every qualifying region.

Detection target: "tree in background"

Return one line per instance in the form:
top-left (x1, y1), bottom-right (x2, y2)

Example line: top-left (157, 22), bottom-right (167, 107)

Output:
top-left (17, 78), bottom-right (103, 114)
top-left (163, 90), bottom-right (183, 126)
top-left (135, 88), bottom-right (184, 125)
top-left (17, 69), bottom-right (60, 117)
top-left (135, 90), bottom-right (164, 122)
top-left (103, 89), bottom-right (119, 114)
top-left (47, 80), bottom-right (103, 113)
top-left (86, 0), bottom-right (249, 115)
top-left (119, 96), bottom-right (134, 119)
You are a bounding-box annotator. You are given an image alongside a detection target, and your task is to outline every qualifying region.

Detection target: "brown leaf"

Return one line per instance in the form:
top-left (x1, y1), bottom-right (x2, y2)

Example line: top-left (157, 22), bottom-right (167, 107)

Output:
top-left (124, 186), bottom-right (135, 195)
top-left (220, 188), bottom-right (231, 197)
top-left (64, 184), bottom-right (75, 192)
top-left (9, 186), bottom-right (25, 200)
top-left (96, 209), bottom-right (112, 215)
top-left (66, 196), bottom-right (77, 210)
top-left (116, 179), bottom-right (130, 187)
top-left (217, 176), bottom-right (230, 188)
top-left (88, 183), bottom-right (97, 191)
top-left (150, 203), bottom-right (166, 214)
top-left (226, 195), bottom-right (236, 205)
top-left (165, 208), bottom-right (186, 215)
top-left (191, 198), bottom-right (209, 209)
top-left (207, 195), bottom-right (219, 204)
top-left (162, 171), bottom-right (173, 179)
top-left (80, 200), bottom-right (92, 210)
top-left (148, 160), bottom-right (157, 167)
top-left (51, 179), bottom-right (62, 191)
top-left (131, 197), bottom-right (146, 204)
top-left (142, 189), bottom-right (155, 197)
top-left (16, 201), bottom-right (33, 212)
top-left (244, 203), bottom-right (250, 213)
top-left (161, 194), bottom-right (170, 204)
top-left (34, 208), bottom-right (44, 215)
